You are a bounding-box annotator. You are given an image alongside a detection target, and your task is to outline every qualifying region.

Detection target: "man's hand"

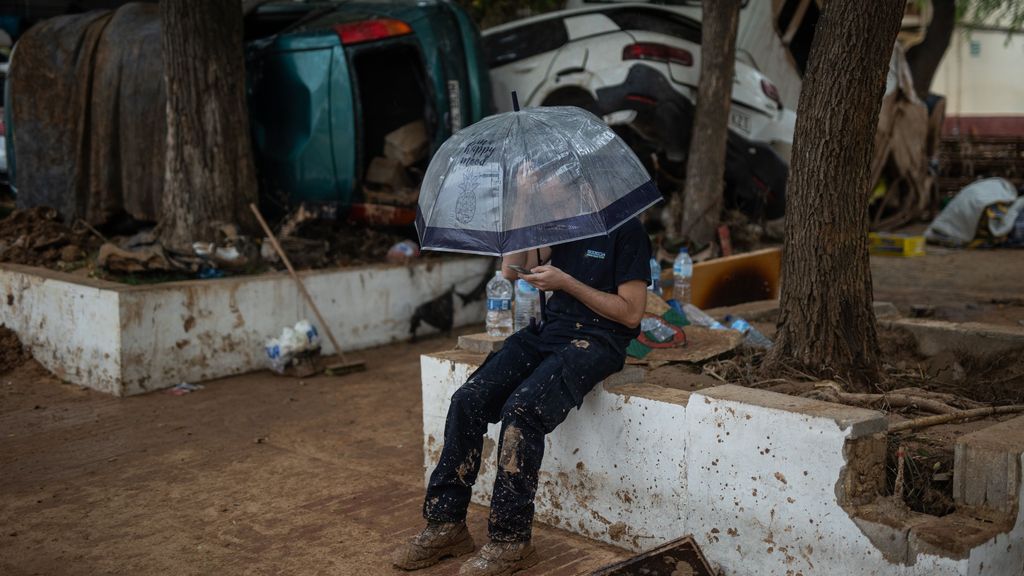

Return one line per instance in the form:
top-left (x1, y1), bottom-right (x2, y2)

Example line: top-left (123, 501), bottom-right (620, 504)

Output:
top-left (523, 265), bottom-right (570, 291)
top-left (525, 263), bottom-right (647, 328)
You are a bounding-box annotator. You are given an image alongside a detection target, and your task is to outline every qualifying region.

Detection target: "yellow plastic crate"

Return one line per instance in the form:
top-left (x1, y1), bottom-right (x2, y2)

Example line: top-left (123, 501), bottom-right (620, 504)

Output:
top-left (868, 233), bottom-right (926, 257)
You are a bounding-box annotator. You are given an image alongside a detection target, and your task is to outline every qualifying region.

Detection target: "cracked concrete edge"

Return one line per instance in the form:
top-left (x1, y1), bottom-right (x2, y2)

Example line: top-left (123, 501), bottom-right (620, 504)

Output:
top-left (954, 414), bottom-right (1024, 514)
top-left (694, 384), bottom-right (888, 438)
top-left (880, 317), bottom-right (1024, 358)
top-left (702, 300), bottom-right (901, 324)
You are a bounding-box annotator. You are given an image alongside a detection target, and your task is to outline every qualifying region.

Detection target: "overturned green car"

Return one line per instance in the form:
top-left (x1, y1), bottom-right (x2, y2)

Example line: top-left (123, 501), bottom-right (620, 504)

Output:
top-left (6, 0), bottom-right (492, 225)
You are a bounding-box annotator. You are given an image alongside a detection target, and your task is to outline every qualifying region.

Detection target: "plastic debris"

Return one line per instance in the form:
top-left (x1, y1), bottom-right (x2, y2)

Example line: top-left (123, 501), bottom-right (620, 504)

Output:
top-left (724, 314), bottom-right (773, 349)
top-left (166, 382), bottom-right (204, 396)
top-left (640, 316), bottom-right (676, 343)
top-left (386, 240), bottom-right (420, 263)
top-left (681, 303), bottom-right (726, 330)
top-left (265, 319), bottom-right (322, 374)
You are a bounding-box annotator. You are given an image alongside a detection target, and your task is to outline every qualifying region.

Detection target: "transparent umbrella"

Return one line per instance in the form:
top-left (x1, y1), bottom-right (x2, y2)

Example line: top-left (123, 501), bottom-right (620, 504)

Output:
top-left (416, 102), bottom-right (661, 256)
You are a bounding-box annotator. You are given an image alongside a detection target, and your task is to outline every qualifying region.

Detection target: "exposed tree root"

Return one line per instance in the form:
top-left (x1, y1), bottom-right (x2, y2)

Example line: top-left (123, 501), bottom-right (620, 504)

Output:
top-left (805, 381), bottom-right (960, 414)
top-left (889, 405), bottom-right (1024, 433)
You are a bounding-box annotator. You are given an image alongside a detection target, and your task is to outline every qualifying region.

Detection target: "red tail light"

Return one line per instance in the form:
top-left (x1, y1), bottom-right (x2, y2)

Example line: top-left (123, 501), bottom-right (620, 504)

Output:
top-left (334, 19), bottom-right (412, 45)
top-left (0, 119), bottom-right (5, 137)
top-left (622, 42), bottom-right (693, 67)
top-left (761, 78), bottom-right (782, 107)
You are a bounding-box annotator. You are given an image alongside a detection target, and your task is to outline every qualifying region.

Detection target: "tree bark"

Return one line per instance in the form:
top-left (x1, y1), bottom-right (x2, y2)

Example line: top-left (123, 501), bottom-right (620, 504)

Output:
top-left (766, 0), bottom-right (905, 390)
top-left (668, 0), bottom-right (741, 245)
top-left (157, 0), bottom-right (258, 252)
top-left (906, 0), bottom-right (956, 99)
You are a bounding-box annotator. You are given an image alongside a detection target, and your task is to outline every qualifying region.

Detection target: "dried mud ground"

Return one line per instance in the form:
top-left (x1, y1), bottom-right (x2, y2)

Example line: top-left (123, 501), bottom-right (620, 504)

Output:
top-left (870, 246), bottom-right (1024, 326)
top-left (0, 329), bottom-right (627, 576)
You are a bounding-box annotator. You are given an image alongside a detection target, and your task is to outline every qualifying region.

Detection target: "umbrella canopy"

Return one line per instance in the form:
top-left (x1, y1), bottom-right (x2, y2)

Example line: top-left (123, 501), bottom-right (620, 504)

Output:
top-left (416, 106), bottom-right (661, 256)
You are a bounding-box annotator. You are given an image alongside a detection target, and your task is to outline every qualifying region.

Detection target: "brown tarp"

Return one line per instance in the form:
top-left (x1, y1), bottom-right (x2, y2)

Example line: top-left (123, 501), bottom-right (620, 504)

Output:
top-left (10, 3), bottom-right (166, 225)
top-left (867, 43), bottom-right (935, 230)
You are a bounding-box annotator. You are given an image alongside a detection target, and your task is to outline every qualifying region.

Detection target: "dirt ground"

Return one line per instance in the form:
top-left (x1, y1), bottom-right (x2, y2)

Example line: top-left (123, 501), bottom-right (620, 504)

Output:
top-left (0, 330), bottom-right (627, 576)
top-left (871, 246), bottom-right (1024, 326)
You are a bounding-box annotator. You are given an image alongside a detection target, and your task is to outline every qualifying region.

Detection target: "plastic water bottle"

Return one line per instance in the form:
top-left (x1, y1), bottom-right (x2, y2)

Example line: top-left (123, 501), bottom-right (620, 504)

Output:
top-left (673, 248), bottom-right (693, 304)
top-left (514, 279), bottom-right (541, 333)
top-left (724, 315), bottom-right (773, 349)
top-left (486, 271), bottom-right (513, 337)
top-left (640, 316), bottom-right (676, 343)
top-left (649, 257), bottom-right (662, 296)
top-left (682, 303), bottom-right (726, 330)
top-left (294, 319), bottom-right (320, 349)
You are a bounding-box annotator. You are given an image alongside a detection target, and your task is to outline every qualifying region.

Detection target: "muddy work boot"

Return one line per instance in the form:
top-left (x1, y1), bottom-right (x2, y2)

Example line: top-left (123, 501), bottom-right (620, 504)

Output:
top-left (459, 541), bottom-right (538, 576)
top-left (392, 521), bottom-right (476, 570)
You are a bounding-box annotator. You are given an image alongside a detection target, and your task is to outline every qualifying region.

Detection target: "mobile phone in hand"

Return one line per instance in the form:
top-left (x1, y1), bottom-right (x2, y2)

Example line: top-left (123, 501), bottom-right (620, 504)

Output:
top-left (507, 264), bottom-right (533, 276)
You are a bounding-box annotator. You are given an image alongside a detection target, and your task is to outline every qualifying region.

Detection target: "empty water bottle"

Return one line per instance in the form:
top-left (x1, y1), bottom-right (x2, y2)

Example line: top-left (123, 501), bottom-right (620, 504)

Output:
top-left (640, 316), bottom-right (676, 343)
top-left (724, 315), bottom-right (773, 349)
top-left (649, 257), bottom-right (662, 296)
top-left (514, 279), bottom-right (541, 333)
top-left (673, 248), bottom-right (693, 304)
top-left (486, 271), bottom-right (514, 337)
top-left (682, 303), bottom-right (726, 330)
top-left (294, 319), bottom-right (320, 349)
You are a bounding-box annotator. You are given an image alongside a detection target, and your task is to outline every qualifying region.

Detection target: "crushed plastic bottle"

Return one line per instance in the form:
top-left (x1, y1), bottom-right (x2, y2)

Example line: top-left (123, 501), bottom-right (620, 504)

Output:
top-left (673, 248), bottom-right (693, 304)
top-left (486, 271), bottom-right (513, 337)
top-left (265, 319), bottom-right (322, 374)
top-left (640, 316), bottom-right (676, 343)
top-left (265, 338), bottom-right (287, 373)
top-left (649, 257), bottom-right (662, 296)
top-left (386, 240), bottom-right (420, 263)
top-left (724, 314), bottom-right (773, 349)
top-left (682, 303), bottom-right (726, 330)
top-left (294, 319), bottom-right (320, 349)
top-left (514, 279), bottom-right (541, 333)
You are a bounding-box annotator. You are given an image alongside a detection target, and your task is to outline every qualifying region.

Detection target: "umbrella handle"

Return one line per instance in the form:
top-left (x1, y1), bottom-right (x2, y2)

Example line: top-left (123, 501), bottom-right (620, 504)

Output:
top-left (536, 248), bottom-right (547, 323)
top-left (511, 90), bottom-right (520, 112)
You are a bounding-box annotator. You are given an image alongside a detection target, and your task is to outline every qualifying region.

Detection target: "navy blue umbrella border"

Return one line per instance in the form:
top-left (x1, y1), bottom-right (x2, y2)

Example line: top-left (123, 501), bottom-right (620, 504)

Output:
top-left (416, 179), bottom-right (662, 256)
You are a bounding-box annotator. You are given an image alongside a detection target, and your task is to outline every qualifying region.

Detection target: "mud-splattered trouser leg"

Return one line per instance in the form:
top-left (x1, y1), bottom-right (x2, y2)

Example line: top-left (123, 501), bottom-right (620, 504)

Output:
top-left (487, 339), bottom-right (622, 542)
top-left (423, 330), bottom-right (545, 524)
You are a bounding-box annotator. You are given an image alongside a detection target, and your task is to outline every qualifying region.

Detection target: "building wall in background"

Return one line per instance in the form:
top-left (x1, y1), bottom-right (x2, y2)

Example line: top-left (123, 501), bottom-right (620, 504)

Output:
top-left (933, 27), bottom-right (1024, 136)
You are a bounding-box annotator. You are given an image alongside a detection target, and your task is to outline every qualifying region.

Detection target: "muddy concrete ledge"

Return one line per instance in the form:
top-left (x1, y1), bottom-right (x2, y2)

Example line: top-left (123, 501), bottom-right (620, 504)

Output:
top-left (2, 257), bottom-right (490, 395)
top-left (423, 351), bottom-right (1024, 575)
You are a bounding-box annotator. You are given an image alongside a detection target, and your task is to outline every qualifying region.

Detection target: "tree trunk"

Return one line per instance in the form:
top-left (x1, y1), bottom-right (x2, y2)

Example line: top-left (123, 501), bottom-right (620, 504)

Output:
top-left (906, 0), bottom-right (956, 99)
top-left (766, 0), bottom-right (905, 390)
top-left (668, 0), bottom-right (741, 245)
top-left (157, 0), bottom-right (258, 252)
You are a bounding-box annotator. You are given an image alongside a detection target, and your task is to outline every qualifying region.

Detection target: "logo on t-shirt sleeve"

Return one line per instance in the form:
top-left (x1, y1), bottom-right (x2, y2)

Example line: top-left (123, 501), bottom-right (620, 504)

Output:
top-left (585, 249), bottom-right (606, 259)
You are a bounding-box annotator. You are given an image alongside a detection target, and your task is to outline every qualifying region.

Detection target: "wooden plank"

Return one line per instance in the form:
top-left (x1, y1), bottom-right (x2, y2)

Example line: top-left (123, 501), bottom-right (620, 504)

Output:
top-left (589, 535), bottom-right (715, 576)
top-left (661, 247), bottom-right (782, 310)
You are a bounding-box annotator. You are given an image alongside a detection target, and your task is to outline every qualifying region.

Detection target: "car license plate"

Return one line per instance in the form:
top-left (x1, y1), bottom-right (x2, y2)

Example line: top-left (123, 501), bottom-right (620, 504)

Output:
top-left (729, 108), bottom-right (751, 134)
top-left (448, 80), bottom-right (462, 133)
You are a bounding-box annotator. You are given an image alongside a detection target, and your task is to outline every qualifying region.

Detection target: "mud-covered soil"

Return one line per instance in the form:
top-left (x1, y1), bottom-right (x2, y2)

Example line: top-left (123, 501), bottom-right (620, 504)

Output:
top-left (0, 326), bottom-right (30, 374)
top-left (0, 330), bottom-right (627, 576)
top-left (292, 220), bottom-right (436, 268)
top-left (0, 207), bottom-right (101, 270)
top-left (0, 205), bottom-right (446, 281)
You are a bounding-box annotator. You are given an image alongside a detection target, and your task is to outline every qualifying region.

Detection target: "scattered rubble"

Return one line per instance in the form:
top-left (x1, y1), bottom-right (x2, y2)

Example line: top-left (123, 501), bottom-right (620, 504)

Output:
top-left (0, 207), bottom-right (101, 269)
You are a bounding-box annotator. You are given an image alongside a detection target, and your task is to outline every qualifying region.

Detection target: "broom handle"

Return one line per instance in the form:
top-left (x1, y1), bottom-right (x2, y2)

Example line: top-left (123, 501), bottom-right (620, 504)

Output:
top-left (249, 204), bottom-right (347, 363)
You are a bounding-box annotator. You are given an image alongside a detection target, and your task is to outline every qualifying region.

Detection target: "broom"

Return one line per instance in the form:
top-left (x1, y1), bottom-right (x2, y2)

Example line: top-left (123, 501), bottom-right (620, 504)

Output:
top-left (250, 203), bottom-right (367, 376)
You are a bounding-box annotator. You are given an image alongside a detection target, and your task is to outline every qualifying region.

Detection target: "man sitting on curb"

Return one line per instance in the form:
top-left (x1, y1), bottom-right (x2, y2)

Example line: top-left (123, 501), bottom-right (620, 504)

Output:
top-left (393, 217), bottom-right (651, 575)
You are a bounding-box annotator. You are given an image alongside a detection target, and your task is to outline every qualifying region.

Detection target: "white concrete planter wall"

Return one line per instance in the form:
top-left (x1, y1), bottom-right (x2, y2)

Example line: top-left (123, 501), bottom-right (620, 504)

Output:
top-left (1, 257), bottom-right (490, 396)
top-left (422, 346), bottom-right (1024, 576)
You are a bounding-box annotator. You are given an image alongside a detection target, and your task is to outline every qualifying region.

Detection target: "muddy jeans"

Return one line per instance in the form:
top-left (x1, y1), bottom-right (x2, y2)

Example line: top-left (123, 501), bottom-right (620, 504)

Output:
top-left (423, 323), bottom-right (624, 542)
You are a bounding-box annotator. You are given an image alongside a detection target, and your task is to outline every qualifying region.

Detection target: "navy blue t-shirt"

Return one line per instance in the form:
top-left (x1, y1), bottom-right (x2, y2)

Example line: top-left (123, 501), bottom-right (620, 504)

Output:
top-left (544, 218), bottom-right (652, 351)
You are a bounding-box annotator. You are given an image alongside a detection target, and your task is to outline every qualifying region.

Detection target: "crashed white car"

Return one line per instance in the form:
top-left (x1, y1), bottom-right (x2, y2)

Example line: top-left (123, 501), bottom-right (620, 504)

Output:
top-left (483, 3), bottom-right (795, 218)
